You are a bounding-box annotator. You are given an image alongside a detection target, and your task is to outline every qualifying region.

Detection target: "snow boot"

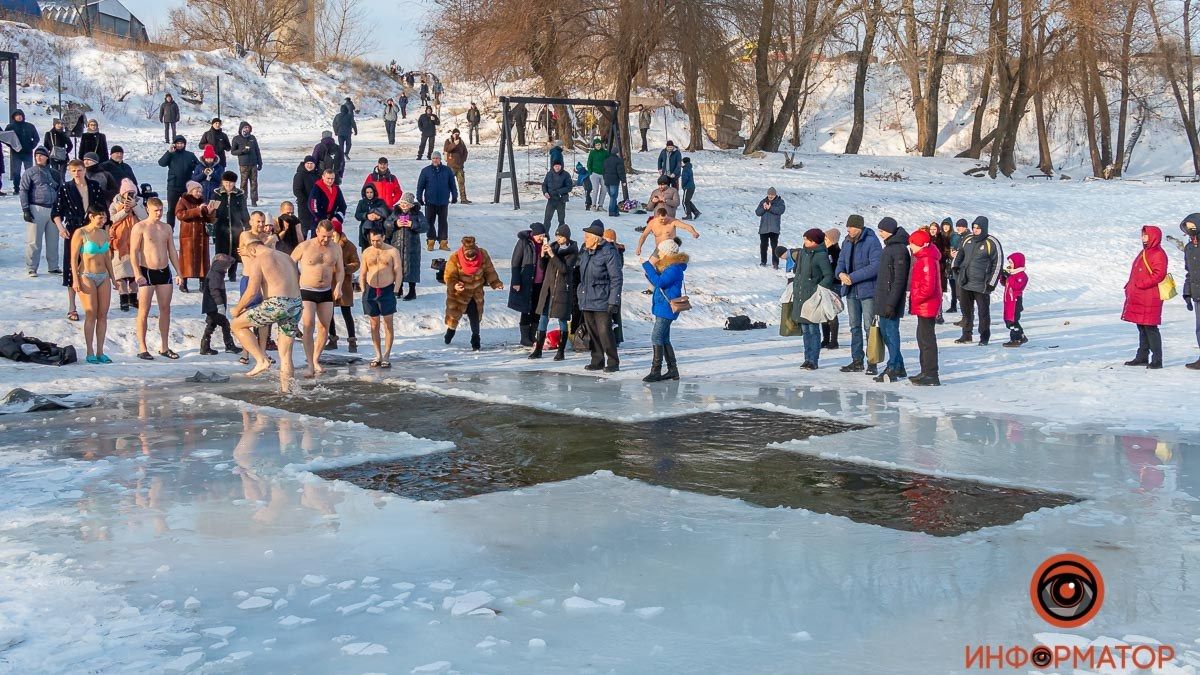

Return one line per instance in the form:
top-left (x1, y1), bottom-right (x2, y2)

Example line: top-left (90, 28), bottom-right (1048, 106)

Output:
top-left (520, 325), bottom-right (534, 347)
top-left (865, 363), bottom-right (878, 376)
top-left (603, 361), bottom-right (620, 373)
top-left (1124, 356), bottom-right (1149, 366)
top-left (840, 360), bottom-right (864, 373)
top-left (444, 328), bottom-right (456, 344)
top-left (642, 346), bottom-right (664, 382)
top-left (129, 292), bottom-right (139, 309)
top-left (553, 341), bottom-right (567, 361)
top-left (221, 327), bottom-right (242, 354)
top-left (954, 334), bottom-right (974, 344)
top-left (427, 240), bottom-right (436, 252)
top-left (119, 293), bottom-right (130, 312)
top-left (325, 335), bottom-right (338, 351)
top-left (439, 240), bottom-right (450, 251)
top-left (470, 333), bottom-right (481, 351)
top-left (348, 338), bottom-right (358, 353)
top-left (873, 367), bottom-right (905, 383)
top-left (800, 361), bottom-right (817, 370)
top-left (403, 283), bottom-right (417, 301)
top-left (661, 345), bottom-right (679, 380)
top-left (910, 372), bottom-right (941, 386)
top-left (199, 331), bottom-right (218, 356)
top-left (528, 332), bottom-right (546, 359)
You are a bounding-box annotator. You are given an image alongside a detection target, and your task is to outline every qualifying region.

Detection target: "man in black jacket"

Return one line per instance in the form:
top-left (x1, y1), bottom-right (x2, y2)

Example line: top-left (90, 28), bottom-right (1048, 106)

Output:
top-left (873, 217), bottom-right (910, 382)
top-left (157, 135), bottom-right (199, 227)
top-left (5, 109), bottom-right (39, 187)
top-left (333, 102), bottom-right (357, 159)
top-left (601, 153), bottom-right (625, 217)
top-left (541, 159), bottom-right (572, 230)
top-left (292, 156), bottom-right (320, 238)
top-left (199, 118), bottom-right (232, 166)
top-left (511, 103), bottom-right (528, 146)
top-left (1182, 214), bottom-right (1200, 369)
top-left (417, 106), bottom-right (440, 160)
top-left (159, 94), bottom-right (179, 143)
top-left (100, 145), bottom-right (138, 188)
top-left (230, 121), bottom-right (263, 206)
top-left (951, 215), bottom-right (1003, 345)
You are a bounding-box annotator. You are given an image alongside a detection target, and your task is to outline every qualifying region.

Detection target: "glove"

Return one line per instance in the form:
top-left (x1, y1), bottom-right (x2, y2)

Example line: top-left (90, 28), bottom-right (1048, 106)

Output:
top-left (1186, 295), bottom-right (1194, 311)
top-left (22, 209), bottom-right (34, 223)
top-left (877, 308), bottom-right (896, 320)
top-left (607, 304), bottom-right (619, 315)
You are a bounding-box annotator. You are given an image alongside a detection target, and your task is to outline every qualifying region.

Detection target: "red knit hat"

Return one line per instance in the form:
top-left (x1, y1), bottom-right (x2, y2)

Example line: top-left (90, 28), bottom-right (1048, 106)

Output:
top-left (202, 144), bottom-right (217, 161)
top-left (909, 229), bottom-right (931, 247)
top-left (803, 228), bottom-right (825, 244)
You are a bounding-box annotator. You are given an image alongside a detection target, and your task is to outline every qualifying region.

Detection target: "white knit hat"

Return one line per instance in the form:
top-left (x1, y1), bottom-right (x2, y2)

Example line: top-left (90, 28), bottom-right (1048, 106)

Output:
top-left (656, 238), bottom-right (680, 256)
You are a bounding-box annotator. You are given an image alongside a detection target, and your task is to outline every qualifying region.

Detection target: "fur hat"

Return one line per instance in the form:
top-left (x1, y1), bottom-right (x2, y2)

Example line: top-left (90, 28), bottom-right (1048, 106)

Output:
top-left (804, 228), bottom-right (825, 244)
top-left (877, 217), bottom-right (899, 234)
top-left (186, 180), bottom-right (202, 192)
top-left (909, 229), bottom-right (931, 247)
top-left (656, 238), bottom-right (680, 256)
top-left (583, 220), bottom-right (604, 237)
top-left (398, 192), bottom-right (414, 207)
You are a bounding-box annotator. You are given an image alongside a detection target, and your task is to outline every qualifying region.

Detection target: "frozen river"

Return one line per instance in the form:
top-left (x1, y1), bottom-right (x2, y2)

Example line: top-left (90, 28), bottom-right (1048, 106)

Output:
top-left (2, 370), bottom-right (1198, 673)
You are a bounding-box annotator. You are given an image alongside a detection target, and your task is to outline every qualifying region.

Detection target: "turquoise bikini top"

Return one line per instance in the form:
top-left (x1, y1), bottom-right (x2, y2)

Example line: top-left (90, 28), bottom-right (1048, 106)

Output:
top-left (81, 239), bottom-right (110, 255)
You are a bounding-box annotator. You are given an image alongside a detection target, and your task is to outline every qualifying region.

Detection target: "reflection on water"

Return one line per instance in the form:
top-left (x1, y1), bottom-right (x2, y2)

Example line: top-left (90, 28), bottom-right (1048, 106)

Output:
top-left (226, 382), bottom-right (1079, 537)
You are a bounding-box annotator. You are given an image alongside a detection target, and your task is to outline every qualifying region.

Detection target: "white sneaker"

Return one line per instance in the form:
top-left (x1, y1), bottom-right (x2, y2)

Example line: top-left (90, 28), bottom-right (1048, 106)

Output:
top-left (27, 270), bottom-right (36, 278)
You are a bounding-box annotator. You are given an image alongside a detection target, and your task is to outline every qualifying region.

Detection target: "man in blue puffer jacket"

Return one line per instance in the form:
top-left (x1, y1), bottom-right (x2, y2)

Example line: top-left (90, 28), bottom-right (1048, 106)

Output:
top-left (577, 220), bottom-right (623, 372)
top-left (834, 214), bottom-right (882, 374)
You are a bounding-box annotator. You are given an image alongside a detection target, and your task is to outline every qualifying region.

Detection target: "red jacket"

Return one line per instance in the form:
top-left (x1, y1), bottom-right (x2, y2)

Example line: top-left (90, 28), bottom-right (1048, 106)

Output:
top-left (1122, 225), bottom-right (1168, 326)
top-left (908, 243), bottom-right (942, 318)
top-left (363, 170), bottom-right (403, 209)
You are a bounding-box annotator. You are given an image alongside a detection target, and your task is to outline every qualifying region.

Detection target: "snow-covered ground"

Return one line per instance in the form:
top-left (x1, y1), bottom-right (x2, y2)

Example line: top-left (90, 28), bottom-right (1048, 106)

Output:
top-left (2, 22), bottom-right (1199, 675)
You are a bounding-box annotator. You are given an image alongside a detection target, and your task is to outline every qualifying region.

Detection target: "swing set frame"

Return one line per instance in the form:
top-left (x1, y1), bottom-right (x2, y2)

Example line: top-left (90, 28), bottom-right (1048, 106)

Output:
top-left (493, 95), bottom-right (625, 209)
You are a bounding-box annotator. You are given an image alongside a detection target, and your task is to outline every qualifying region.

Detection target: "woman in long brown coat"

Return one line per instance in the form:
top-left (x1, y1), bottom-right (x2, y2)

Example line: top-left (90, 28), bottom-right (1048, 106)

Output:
top-left (444, 235), bottom-right (503, 351)
top-left (327, 223), bottom-right (361, 352)
top-left (175, 180), bottom-right (215, 291)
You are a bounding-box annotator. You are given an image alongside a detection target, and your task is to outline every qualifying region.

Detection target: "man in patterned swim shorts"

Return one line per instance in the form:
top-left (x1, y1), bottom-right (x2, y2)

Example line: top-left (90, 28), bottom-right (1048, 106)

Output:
top-left (231, 238), bottom-right (304, 391)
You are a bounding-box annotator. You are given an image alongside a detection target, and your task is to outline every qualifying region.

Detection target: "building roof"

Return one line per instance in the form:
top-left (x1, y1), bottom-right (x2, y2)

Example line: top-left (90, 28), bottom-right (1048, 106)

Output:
top-left (0, 0), bottom-right (42, 17)
top-left (38, 0), bottom-right (139, 24)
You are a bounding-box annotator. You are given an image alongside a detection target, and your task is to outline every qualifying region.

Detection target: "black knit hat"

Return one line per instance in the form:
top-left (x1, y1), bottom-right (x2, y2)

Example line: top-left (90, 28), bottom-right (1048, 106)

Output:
top-left (804, 228), bottom-right (825, 244)
top-left (955, 218), bottom-right (969, 229)
top-left (222, 170), bottom-right (238, 182)
top-left (877, 217), bottom-right (899, 234)
top-left (530, 222), bottom-right (547, 236)
top-left (110, 145), bottom-right (124, 154)
top-left (845, 214), bottom-right (864, 230)
top-left (556, 223), bottom-right (572, 238)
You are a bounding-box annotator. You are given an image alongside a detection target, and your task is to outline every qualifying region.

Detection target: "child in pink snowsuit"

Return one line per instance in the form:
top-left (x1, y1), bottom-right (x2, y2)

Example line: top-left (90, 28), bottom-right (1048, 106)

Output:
top-left (1001, 252), bottom-right (1028, 347)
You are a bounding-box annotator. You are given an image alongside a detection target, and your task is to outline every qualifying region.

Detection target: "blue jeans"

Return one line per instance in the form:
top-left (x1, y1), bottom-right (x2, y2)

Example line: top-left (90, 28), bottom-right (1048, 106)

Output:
top-left (652, 316), bottom-right (673, 346)
top-left (538, 313), bottom-right (567, 335)
top-left (802, 323), bottom-right (822, 365)
top-left (846, 295), bottom-right (874, 363)
top-left (877, 315), bottom-right (904, 371)
top-left (607, 184), bottom-right (620, 216)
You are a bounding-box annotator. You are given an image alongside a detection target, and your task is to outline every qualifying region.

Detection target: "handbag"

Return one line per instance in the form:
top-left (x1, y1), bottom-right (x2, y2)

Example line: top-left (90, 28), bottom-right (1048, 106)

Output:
top-left (799, 286), bottom-right (843, 323)
top-left (1143, 252), bottom-right (1177, 301)
top-left (866, 320), bottom-right (885, 364)
top-left (658, 279), bottom-right (691, 313)
top-left (50, 145), bottom-right (68, 163)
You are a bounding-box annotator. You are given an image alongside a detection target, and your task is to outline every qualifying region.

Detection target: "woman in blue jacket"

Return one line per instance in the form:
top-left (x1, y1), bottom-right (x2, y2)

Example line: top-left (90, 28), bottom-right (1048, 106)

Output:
top-left (642, 238), bottom-right (689, 382)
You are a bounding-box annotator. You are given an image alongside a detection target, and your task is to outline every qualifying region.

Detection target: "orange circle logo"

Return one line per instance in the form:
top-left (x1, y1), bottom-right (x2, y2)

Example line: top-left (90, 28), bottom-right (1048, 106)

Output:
top-left (1030, 554), bottom-right (1104, 628)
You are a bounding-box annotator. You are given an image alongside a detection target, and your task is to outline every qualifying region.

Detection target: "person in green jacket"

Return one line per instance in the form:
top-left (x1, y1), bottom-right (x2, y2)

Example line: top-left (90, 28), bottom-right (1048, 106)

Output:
top-left (790, 228), bottom-right (835, 370)
top-left (585, 137), bottom-right (609, 213)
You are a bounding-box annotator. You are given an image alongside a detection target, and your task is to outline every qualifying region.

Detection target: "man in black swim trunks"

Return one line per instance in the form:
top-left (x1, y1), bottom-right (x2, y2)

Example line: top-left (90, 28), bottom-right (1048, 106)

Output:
top-left (290, 220), bottom-right (343, 375)
top-left (359, 228), bottom-right (402, 367)
top-left (130, 198), bottom-right (184, 360)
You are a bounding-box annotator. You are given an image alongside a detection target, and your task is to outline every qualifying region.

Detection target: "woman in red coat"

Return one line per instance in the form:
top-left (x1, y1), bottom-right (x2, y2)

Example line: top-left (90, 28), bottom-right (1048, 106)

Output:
top-left (1122, 224), bottom-right (1168, 368)
top-left (907, 229), bottom-right (942, 386)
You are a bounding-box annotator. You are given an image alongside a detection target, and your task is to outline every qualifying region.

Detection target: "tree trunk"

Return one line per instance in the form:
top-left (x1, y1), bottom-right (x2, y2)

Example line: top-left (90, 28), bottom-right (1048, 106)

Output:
top-left (1112, 0), bottom-right (1139, 176)
top-left (682, 54), bottom-right (705, 151)
top-left (965, 56), bottom-right (994, 159)
top-left (845, 0), bottom-right (880, 154)
top-left (919, 0), bottom-right (954, 157)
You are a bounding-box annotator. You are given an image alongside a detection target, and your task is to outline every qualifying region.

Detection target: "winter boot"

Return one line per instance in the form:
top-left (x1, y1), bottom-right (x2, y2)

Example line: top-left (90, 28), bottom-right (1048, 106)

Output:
top-left (954, 333), bottom-right (974, 344)
top-left (221, 327), bottom-right (243, 354)
top-left (643, 346), bottom-right (664, 382)
top-left (199, 329), bottom-right (218, 356)
top-left (119, 293), bottom-right (130, 312)
top-left (403, 283), bottom-right (417, 301)
top-left (439, 240), bottom-right (450, 251)
top-left (129, 292), bottom-right (139, 309)
top-left (520, 324), bottom-right (534, 347)
top-left (528, 331), bottom-right (546, 359)
top-left (347, 338), bottom-right (358, 353)
top-left (444, 328), bottom-right (456, 344)
top-left (910, 372), bottom-right (941, 386)
top-left (427, 240), bottom-right (435, 252)
top-left (839, 360), bottom-right (864, 373)
top-left (662, 344), bottom-right (679, 380)
top-left (603, 360), bottom-right (620, 373)
top-left (179, 279), bottom-right (190, 293)
top-left (1124, 356), bottom-right (1149, 366)
top-left (865, 363), bottom-right (878, 376)
top-left (325, 334), bottom-right (338, 350)
top-left (470, 332), bottom-right (481, 351)
top-left (553, 341), bottom-right (567, 361)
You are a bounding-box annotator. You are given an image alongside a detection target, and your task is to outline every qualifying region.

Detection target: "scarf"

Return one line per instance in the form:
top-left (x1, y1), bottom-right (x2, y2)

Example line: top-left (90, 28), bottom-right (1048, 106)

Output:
top-left (457, 249), bottom-right (482, 276)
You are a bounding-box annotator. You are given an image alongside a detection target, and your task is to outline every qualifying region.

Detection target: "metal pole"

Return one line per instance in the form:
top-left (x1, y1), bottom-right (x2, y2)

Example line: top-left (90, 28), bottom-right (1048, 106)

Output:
top-left (216, 76), bottom-right (221, 119)
top-left (57, 74), bottom-right (62, 116)
top-left (7, 56), bottom-right (17, 121)
top-left (494, 97), bottom-right (509, 204)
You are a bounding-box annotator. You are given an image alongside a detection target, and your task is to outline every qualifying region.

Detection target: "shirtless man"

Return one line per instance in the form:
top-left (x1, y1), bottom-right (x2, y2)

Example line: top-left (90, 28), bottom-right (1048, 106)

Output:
top-left (130, 198), bottom-right (184, 360)
top-left (230, 238), bottom-right (303, 391)
top-left (247, 210), bottom-right (278, 249)
top-left (635, 207), bottom-right (699, 257)
top-left (290, 220), bottom-right (344, 376)
top-left (359, 228), bottom-right (403, 368)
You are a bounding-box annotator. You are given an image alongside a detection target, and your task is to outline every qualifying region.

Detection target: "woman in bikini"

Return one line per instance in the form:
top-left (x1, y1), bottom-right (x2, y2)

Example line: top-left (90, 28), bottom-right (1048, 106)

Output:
top-left (71, 206), bottom-right (118, 364)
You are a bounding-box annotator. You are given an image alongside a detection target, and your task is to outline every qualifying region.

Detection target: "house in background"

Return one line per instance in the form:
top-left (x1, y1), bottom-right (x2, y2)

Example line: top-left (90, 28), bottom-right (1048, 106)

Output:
top-left (37, 0), bottom-right (149, 42)
top-left (0, 0), bottom-right (42, 20)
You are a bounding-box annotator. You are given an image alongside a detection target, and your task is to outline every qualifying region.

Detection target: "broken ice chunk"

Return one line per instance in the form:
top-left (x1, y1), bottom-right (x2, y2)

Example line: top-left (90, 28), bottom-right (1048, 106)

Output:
top-left (634, 607), bottom-right (665, 619)
top-left (201, 627), bottom-right (237, 639)
top-left (309, 593), bottom-right (332, 607)
top-left (529, 638), bottom-right (547, 652)
top-left (562, 597), bottom-right (601, 613)
top-left (450, 591), bottom-right (495, 617)
top-left (238, 597), bottom-right (272, 611)
top-left (597, 598), bottom-right (625, 612)
top-left (427, 580), bottom-right (455, 592)
top-left (301, 575), bottom-right (327, 587)
top-left (277, 615), bottom-right (316, 629)
top-left (332, 580), bottom-right (357, 591)
top-left (254, 587), bottom-right (280, 597)
top-left (392, 582), bottom-right (415, 591)
top-left (163, 651), bottom-right (204, 674)
top-left (790, 631), bottom-right (813, 641)
top-left (184, 597), bottom-right (201, 611)
top-left (341, 642), bottom-right (389, 656)
top-left (410, 661), bottom-right (451, 673)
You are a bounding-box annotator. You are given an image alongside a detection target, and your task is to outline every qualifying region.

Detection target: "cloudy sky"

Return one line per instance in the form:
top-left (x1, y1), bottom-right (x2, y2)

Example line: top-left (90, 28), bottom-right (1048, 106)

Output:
top-left (121, 0), bottom-right (432, 68)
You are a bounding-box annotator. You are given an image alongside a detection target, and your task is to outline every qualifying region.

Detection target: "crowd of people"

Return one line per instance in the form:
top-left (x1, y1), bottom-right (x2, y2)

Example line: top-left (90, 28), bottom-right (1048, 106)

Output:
top-left (8, 96), bottom-right (1200, 393)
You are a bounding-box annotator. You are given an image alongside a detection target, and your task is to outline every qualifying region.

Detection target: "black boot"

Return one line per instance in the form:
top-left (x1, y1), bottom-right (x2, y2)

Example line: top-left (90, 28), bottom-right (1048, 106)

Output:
top-left (470, 333), bottom-right (481, 351)
top-left (325, 334), bottom-right (338, 350)
top-left (1124, 354), bottom-right (1149, 366)
top-left (347, 338), bottom-right (357, 353)
top-left (221, 326), bottom-right (242, 354)
top-left (865, 363), bottom-right (878, 376)
top-left (528, 331), bottom-right (546, 359)
top-left (643, 346), bottom-right (664, 382)
top-left (119, 293), bottom-right (130, 312)
top-left (444, 328), bottom-right (456, 344)
top-left (954, 333), bottom-right (974, 344)
top-left (403, 283), bottom-right (417, 301)
top-left (199, 325), bottom-right (218, 356)
top-left (553, 341), bottom-right (566, 361)
top-left (840, 360), bottom-right (864, 373)
top-left (520, 324), bottom-right (534, 347)
top-left (179, 279), bottom-right (190, 293)
top-left (662, 344), bottom-right (679, 380)
top-left (911, 372), bottom-right (941, 386)
top-left (129, 292), bottom-right (139, 309)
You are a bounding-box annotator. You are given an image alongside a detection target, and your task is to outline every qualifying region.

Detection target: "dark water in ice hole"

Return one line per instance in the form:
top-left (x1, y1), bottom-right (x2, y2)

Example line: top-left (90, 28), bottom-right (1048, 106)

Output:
top-left (224, 382), bottom-right (1079, 537)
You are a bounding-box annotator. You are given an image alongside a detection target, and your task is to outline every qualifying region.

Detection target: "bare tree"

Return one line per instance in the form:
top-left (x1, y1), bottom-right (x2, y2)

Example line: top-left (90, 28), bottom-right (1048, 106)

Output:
top-left (169, 0), bottom-right (309, 75)
top-left (845, 0), bottom-right (885, 153)
top-left (888, 0), bottom-right (955, 156)
top-left (1148, 0), bottom-right (1200, 174)
top-left (315, 0), bottom-right (375, 60)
